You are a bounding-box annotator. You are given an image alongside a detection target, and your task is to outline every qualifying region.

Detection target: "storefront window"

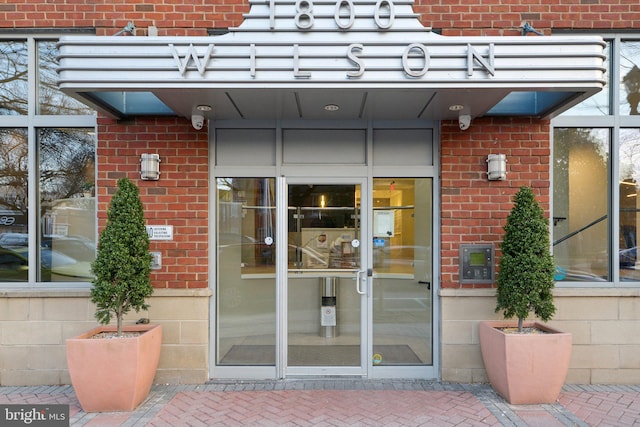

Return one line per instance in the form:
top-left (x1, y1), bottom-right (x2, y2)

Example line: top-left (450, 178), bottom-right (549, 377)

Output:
top-left (553, 128), bottom-right (610, 281)
top-left (621, 40), bottom-right (640, 116)
top-left (0, 129), bottom-right (29, 282)
top-left (38, 128), bottom-right (96, 282)
top-left (216, 178), bottom-right (276, 365)
top-left (0, 40), bottom-right (28, 116)
top-left (0, 35), bottom-right (96, 286)
top-left (37, 40), bottom-right (94, 116)
top-left (554, 36), bottom-right (640, 285)
top-left (619, 128), bottom-right (640, 281)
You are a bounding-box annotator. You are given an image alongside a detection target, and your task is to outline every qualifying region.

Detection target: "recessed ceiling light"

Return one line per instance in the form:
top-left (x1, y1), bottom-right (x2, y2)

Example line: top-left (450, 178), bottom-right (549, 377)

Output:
top-left (324, 104), bottom-right (339, 111)
top-left (449, 104), bottom-right (464, 111)
top-left (196, 105), bottom-right (212, 112)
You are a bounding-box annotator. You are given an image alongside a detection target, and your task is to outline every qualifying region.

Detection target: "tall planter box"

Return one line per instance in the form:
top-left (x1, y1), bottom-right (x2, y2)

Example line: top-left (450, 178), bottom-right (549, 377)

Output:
top-left (479, 321), bottom-right (572, 405)
top-left (66, 323), bottom-right (162, 412)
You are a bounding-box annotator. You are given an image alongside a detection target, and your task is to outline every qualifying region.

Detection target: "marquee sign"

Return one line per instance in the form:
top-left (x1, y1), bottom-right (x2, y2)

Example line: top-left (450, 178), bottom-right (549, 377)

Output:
top-left (167, 41), bottom-right (495, 80)
top-left (56, 0), bottom-right (605, 119)
top-left (58, 0), bottom-right (604, 85)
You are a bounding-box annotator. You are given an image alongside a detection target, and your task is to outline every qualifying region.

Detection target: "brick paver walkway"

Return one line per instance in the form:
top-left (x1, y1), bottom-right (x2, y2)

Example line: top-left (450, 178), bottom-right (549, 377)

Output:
top-left (1, 381), bottom-right (639, 426)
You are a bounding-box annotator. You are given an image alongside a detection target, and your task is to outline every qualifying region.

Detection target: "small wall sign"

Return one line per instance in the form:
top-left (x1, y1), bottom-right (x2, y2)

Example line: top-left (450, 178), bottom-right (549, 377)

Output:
top-left (146, 225), bottom-right (173, 241)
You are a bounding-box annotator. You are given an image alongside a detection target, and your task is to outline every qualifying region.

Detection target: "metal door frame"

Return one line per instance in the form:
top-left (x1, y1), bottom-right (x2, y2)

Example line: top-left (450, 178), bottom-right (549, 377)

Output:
top-left (209, 120), bottom-right (440, 381)
top-left (277, 176), bottom-right (370, 378)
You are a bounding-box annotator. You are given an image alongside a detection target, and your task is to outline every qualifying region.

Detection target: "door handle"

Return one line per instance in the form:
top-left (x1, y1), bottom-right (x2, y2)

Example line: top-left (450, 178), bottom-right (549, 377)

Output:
top-left (418, 280), bottom-right (431, 290)
top-left (356, 270), bottom-right (366, 295)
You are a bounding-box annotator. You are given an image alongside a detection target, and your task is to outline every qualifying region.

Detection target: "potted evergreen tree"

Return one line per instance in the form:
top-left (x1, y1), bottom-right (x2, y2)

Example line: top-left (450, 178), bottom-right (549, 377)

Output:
top-left (66, 177), bottom-right (162, 412)
top-left (479, 186), bottom-right (572, 404)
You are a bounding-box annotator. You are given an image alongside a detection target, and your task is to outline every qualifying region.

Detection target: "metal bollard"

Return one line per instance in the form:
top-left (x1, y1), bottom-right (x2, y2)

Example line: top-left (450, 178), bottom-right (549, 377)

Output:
top-left (320, 277), bottom-right (337, 337)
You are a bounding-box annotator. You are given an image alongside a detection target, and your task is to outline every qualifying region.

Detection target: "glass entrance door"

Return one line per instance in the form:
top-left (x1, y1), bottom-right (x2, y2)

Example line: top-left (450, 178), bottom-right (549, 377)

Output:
top-left (286, 182), bottom-right (367, 375)
top-left (214, 177), bottom-right (434, 379)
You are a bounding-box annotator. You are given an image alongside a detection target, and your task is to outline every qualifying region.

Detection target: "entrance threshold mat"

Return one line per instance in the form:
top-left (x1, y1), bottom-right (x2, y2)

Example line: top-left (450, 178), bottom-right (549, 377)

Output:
top-left (219, 344), bottom-right (422, 366)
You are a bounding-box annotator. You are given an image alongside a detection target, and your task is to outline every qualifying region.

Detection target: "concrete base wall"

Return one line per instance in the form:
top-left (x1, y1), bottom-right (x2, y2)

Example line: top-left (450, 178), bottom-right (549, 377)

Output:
top-left (3, 287), bottom-right (640, 385)
top-left (440, 288), bottom-right (640, 384)
top-left (0, 289), bottom-right (211, 386)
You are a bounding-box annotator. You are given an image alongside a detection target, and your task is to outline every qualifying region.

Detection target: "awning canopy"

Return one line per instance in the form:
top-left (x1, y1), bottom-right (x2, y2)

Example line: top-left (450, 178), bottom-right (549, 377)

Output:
top-left (56, 0), bottom-right (606, 123)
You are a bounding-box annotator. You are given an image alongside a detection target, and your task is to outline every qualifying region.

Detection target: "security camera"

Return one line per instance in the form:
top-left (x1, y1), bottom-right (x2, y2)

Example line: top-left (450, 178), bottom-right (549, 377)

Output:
top-left (191, 114), bottom-right (205, 130)
top-left (458, 114), bottom-right (471, 131)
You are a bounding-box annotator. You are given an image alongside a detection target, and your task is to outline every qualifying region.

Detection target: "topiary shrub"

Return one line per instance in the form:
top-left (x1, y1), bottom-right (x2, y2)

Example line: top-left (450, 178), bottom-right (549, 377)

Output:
top-left (90, 177), bottom-right (153, 336)
top-left (495, 186), bottom-right (556, 332)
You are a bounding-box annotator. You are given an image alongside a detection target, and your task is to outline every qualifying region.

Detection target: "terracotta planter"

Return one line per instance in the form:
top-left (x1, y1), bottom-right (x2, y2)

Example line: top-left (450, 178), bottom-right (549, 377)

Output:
top-left (66, 323), bottom-right (162, 412)
top-left (479, 321), bottom-right (572, 405)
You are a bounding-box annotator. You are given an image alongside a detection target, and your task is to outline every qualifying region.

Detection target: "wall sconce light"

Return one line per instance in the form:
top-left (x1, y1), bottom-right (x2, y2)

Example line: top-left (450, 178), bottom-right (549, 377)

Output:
top-left (487, 154), bottom-right (507, 181)
top-left (140, 153), bottom-right (160, 180)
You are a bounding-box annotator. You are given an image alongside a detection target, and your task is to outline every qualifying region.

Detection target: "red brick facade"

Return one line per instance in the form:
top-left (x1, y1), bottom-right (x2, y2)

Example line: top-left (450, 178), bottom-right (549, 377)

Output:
top-left (440, 118), bottom-right (550, 289)
top-left (4, 0), bottom-right (640, 37)
top-left (3, 0), bottom-right (635, 290)
top-left (97, 117), bottom-right (209, 289)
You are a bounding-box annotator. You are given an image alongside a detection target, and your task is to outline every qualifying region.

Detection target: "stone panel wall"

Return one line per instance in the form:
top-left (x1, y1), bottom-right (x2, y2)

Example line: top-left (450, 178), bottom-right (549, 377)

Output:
top-left (440, 288), bottom-right (640, 384)
top-left (0, 289), bottom-right (210, 386)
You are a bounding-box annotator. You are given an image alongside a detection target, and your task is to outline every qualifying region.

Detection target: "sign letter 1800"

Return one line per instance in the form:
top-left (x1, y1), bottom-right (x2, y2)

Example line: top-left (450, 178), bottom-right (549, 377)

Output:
top-left (269, 0), bottom-right (395, 30)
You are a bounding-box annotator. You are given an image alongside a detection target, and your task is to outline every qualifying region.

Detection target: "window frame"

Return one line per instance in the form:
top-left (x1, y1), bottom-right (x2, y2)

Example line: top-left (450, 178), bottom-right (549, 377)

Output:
top-left (552, 33), bottom-right (640, 288)
top-left (0, 33), bottom-right (97, 288)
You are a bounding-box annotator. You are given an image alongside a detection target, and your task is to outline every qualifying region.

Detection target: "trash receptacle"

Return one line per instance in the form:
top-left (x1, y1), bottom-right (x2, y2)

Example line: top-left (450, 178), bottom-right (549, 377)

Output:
top-left (320, 277), bottom-right (337, 337)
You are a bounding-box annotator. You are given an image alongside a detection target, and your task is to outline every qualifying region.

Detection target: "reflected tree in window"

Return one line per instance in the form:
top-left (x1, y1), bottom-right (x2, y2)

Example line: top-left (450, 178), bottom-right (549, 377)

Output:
top-left (0, 41), bottom-right (28, 116)
top-left (0, 129), bottom-right (28, 230)
top-left (623, 66), bottom-right (640, 115)
top-left (39, 128), bottom-right (95, 247)
top-left (619, 129), bottom-right (640, 281)
top-left (39, 128), bottom-right (95, 203)
top-left (621, 41), bottom-right (640, 115)
top-left (620, 129), bottom-right (640, 182)
top-left (38, 41), bottom-right (94, 115)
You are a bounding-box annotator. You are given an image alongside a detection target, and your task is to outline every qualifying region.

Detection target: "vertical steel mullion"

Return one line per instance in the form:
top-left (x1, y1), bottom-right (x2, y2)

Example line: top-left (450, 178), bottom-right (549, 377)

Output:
top-left (611, 37), bottom-right (621, 284)
top-left (276, 176), bottom-right (287, 378)
top-left (27, 36), bottom-right (38, 284)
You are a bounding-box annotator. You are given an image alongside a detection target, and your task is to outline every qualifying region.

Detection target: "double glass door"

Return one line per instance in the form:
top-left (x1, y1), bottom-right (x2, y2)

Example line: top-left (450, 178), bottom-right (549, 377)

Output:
top-left (215, 177), bottom-right (433, 378)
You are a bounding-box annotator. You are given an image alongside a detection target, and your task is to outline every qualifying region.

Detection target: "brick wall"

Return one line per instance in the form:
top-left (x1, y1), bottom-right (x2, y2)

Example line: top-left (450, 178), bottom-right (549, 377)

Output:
top-left (0, 0), bottom-right (629, 292)
top-left (440, 117), bottom-right (551, 289)
top-left (98, 117), bottom-right (209, 289)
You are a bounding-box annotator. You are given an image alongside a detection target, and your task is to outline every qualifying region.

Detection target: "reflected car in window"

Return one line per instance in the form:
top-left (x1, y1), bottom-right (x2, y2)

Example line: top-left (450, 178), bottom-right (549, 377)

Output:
top-left (0, 245), bottom-right (93, 282)
top-left (0, 233), bottom-right (29, 247)
top-left (589, 246), bottom-right (639, 281)
top-left (0, 246), bottom-right (29, 281)
top-left (42, 235), bottom-right (96, 263)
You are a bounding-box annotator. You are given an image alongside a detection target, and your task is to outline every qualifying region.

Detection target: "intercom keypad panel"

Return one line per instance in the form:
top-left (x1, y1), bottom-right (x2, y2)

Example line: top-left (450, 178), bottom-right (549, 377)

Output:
top-left (459, 244), bottom-right (494, 284)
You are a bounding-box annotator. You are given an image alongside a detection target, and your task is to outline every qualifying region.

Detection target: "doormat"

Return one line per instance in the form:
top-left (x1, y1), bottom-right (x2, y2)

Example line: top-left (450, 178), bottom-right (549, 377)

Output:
top-left (219, 344), bottom-right (422, 366)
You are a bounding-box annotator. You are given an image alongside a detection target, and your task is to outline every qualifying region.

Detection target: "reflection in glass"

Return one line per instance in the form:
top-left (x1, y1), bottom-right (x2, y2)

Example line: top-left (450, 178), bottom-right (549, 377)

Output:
top-left (0, 41), bottom-right (28, 116)
top-left (287, 184), bottom-right (361, 367)
top-left (553, 128), bottom-right (610, 281)
top-left (216, 178), bottom-right (276, 365)
top-left (38, 128), bottom-right (96, 282)
top-left (619, 129), bottom-right (640, 281)
top-left (563, 40), bottom-right (611, 116)
top-left (288, 185), bottom-right (360, 270)
top-left (38, 41), bottom-right (94, 115)
top-left (0, 129), bottom-right (28, 281)
top-left (621, 41), bottom-right (640, 116)
top-left (372, 178), bottom-right (432, 365)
